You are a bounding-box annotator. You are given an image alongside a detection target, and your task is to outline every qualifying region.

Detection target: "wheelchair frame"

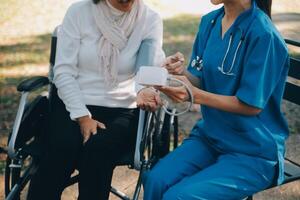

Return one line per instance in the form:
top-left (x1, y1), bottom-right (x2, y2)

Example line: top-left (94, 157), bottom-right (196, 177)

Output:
top-left (4, 27), bottom-right (179, 200)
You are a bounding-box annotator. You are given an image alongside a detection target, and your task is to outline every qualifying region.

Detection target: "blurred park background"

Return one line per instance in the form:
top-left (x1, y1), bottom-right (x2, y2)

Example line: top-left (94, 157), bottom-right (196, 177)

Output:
top-left (0, 0), bottom-right (300, 199)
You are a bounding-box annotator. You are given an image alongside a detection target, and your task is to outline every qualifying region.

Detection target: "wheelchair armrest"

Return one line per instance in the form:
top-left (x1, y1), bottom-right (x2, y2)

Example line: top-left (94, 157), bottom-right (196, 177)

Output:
top-left (17, 76), bottom-right (49, 92)
top-left (9, 76), bottom-right (49, 158)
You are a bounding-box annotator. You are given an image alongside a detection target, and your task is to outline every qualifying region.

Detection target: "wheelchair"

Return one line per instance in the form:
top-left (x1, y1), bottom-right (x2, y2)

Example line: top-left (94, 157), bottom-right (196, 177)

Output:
top-left (3, 27), bottom-right (179, 200)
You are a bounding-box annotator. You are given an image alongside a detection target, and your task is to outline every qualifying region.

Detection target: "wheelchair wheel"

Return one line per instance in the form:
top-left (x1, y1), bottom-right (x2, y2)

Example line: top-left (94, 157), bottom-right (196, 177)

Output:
top-left (140, 108), bottom-right (178, 167)
top-left (5, 157), bottom-right (21, 199)
top-left (151, 108), bottom-right (179, 159)
top-left (5, 153), bottom-right (38, 200)
top-left (152, 110), bottom-right (170, 158)
top-left (5, 95), bottom-right (48, 199)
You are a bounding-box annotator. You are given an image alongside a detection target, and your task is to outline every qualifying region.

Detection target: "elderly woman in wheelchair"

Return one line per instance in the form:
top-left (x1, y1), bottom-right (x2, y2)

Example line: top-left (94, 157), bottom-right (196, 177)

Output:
top-left (13, 0), bottom-right (165, 199)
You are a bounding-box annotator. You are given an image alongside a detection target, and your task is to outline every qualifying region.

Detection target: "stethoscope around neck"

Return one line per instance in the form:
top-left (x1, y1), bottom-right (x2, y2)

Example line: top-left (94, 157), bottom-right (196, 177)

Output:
top-left (217, 29), bottom-right (245, 76)
top-left (193, 19), bottom-right (245, 76)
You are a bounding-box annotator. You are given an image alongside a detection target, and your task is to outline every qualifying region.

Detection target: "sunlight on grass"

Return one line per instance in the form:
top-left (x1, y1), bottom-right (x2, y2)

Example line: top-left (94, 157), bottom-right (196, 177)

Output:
top-left (0, 64), bottom-right (48, 78)
top-left (0, 0), bottom-right (19, 25)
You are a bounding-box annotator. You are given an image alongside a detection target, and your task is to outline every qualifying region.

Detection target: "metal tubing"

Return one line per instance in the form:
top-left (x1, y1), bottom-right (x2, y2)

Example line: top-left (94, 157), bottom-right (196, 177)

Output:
top-left (8, 92), bottom-right (29, 158)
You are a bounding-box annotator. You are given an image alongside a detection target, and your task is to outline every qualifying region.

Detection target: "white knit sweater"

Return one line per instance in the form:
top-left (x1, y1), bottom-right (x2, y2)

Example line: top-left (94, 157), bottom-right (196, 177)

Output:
top-left (53, 0), bottom-right (164, 120)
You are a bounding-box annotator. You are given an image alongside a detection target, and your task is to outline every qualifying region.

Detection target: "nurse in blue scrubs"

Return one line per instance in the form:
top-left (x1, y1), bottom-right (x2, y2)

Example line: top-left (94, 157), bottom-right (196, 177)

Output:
top-left (142, 0), bottom-right (290, 199)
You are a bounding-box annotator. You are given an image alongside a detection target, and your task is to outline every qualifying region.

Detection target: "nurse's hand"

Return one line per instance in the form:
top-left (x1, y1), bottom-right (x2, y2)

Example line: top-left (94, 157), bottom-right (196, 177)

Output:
top-left (137, 87), bottom-right (162, 112)
top-left (77, 116), bottom-right (106, 144)
top-left (155, 76), bottom-right (195, 103)
top-left (163, 52), bottom-right (185, 75)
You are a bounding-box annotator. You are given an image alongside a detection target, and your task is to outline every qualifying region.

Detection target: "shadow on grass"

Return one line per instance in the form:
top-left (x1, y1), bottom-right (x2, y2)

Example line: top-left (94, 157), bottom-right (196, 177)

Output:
top-left (0, 33), bottom-right (51, 68)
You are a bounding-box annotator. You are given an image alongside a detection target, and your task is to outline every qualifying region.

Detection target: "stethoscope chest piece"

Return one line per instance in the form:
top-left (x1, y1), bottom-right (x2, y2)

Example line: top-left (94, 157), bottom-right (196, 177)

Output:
top-left (191, 56), bottom-right (203, 71)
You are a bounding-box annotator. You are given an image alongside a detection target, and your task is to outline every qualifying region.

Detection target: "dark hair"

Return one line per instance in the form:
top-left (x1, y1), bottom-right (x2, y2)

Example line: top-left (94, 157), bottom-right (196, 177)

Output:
top-left (93, 0), bottom-right (101, 4)
top-left (255, 0), bottom-right (272, 19)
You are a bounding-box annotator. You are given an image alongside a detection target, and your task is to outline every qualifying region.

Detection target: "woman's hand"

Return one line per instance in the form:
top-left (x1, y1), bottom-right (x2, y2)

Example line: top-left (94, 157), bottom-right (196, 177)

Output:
top-left (77, 116), bottom-right (106, 144)
top-left (155, 75), bottom-right (195, 103)
top-left (163, 52), bottom-right (185, 75)
top-left (137, 87), bottom-right (161, 112)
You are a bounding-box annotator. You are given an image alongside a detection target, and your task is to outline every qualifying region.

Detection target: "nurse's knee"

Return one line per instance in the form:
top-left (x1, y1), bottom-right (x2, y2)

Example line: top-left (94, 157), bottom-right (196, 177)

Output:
top-left (163, 184), bottom-right (208, 200)
top-left (162, 188), bottom-right (179, 200)
top-left (143, 166), bottom-right (169, 191)
top-left (163, 186), bottom-right (190, 200)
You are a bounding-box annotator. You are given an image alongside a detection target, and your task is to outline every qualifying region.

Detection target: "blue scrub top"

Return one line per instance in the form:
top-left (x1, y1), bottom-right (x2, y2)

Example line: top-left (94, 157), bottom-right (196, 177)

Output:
top-left (188, 1), bottom-right (289, 184)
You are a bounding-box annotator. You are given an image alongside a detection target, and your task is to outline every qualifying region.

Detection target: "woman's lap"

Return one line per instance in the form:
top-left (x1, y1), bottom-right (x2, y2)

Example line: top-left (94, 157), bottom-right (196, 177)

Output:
top-left (27, 100), bottom-right (139, 200)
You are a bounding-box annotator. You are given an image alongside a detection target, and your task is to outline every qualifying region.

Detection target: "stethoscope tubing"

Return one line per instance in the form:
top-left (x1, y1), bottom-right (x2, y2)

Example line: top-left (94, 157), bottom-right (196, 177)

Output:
top-left (162, 76), bottom-right (194, 117)
top-left (218, 30), bottom-right (244, 76)
top-left (194, 10), bottom-right (252, 76)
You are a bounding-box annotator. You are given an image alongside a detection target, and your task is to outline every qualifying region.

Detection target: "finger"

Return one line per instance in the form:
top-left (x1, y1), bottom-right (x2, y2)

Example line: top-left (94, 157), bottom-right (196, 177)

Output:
top-left (137, 104), bottom-right (143, 109)
top-left (173, 67), bottom-right (184, 75)
top-left (150, 104), bottom-right (157, 112)
top-left (171, 53), bottom-right (184, 63)
top-left (144, 103), bottom-right (150, 111)
top-left (137, 99), bottom-right (143, 108)
top-left (173, 75), bottom-right (191, 86)
top-left (153, 86), bottom-right (163, 91)
top-left (97, 121), bottom-right (106, 129)
top-left (162, 60), bottom-right (170, 67)
top-left (139, 103), bottom-right (146, 110)
top-left (145, 105), bottom-right (150, 111)
top-left (83, 137), bottom-right (88, 144)
top-left (91, 128), bottom-right (97, 135)
top-left (162, 56), bottom-right (173, 67)
top-left (157, 86), bottom-right (174, 93)
top-left (159, 88), bottom-right (186, 102)
top-left (165, 61), bottom-right (182, 70)
top-left (83, 134), bottom-right (90, 144)
top-left (175, 52), bottom-right (184, 61)
top-left (172, 75), bottom-right (185, 81)
top-left (154, 94), bottom-right (162, 106)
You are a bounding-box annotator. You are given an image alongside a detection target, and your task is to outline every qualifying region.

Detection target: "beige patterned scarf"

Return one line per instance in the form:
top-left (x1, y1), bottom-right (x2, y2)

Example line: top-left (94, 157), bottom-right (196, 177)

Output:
top-left (91, 0), bottom-right (145, 87)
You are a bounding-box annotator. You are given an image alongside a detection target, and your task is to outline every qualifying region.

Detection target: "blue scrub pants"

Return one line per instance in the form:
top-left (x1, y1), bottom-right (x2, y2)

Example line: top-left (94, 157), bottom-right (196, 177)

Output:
top-left (143, 134), bottom-right (276, 200)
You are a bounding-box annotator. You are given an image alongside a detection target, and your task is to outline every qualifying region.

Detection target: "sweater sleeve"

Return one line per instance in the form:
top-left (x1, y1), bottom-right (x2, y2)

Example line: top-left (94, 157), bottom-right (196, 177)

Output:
top-left (53, 4), bottom-right (91, 120)
top-left (135, 12), bottom-right (165, 93)
top-left (143, 12), bottom-right (165, 66)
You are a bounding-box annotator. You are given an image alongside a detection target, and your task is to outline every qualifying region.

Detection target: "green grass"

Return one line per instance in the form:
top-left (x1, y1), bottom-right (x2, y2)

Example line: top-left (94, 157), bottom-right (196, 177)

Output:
top-left (0, 160), bottom-right (6, 174)
top-left (163, 14), bottom-right (200, 57)
top-left (290, 52), bottom-right (300, 59)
